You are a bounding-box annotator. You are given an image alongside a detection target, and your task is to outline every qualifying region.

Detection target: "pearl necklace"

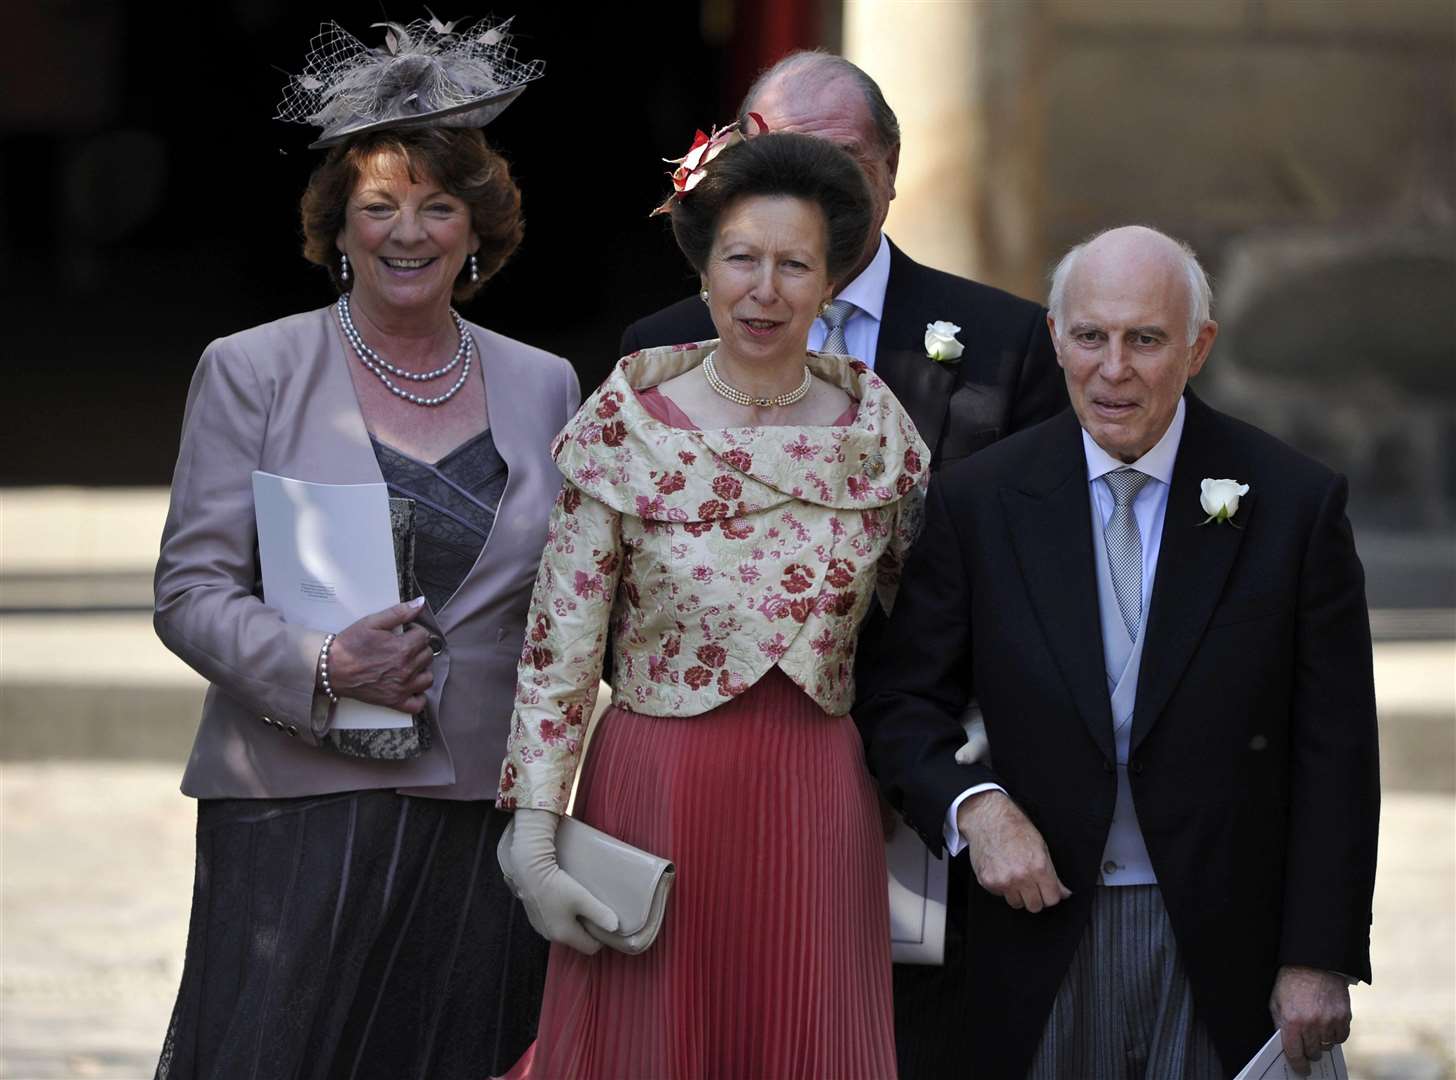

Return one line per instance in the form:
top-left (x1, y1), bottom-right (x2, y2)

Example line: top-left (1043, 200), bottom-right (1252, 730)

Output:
top-left (339, 294), bottom-right (466, 381)
top-left (337, 294), bottom-right (473, 407)
top-left (702, 351), bottom-right (812, 409)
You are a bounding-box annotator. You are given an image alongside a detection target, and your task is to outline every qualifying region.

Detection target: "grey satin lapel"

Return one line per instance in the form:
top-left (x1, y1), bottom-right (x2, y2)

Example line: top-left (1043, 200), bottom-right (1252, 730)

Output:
top-left (1131, 397), bottom-right (1253, 752)
top-left (476, 325), bottom-right (526, 485)
top-left (434, 326), bottom-right (539, 632)
top-left (1000, 420), bottom-right (1116, 762)
top-left (436, 327), bottom-right (512, 629)
top-left (317, 305), bottom-right (389, 486)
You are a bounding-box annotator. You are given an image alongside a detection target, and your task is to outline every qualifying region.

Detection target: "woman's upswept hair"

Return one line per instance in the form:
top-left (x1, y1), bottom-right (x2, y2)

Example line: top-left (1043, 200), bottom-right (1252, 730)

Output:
top-left (668, 132), bottom-right (872, 285)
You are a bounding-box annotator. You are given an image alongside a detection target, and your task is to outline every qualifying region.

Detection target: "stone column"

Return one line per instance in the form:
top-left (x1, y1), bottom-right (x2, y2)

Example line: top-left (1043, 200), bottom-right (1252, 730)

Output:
top-left (842, 0), bottom-right (1048, 299)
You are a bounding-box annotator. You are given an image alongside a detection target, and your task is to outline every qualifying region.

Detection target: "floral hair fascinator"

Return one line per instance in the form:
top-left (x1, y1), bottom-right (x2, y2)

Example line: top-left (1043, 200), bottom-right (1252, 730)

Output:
top-left (276, 12), bottom-right (544, 149)
top-left (649, 113), bottom-right (769, 216)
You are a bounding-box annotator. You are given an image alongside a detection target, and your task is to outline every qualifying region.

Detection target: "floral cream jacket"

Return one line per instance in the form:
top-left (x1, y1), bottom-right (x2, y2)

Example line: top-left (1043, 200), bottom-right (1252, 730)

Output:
top-left (496, 343), bottom-right (929, 812)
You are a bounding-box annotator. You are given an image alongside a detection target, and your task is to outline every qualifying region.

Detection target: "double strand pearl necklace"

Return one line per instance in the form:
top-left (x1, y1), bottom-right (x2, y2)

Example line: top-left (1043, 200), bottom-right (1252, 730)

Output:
top-left (337, 294), bottom-right (473, 407)
top-left (702, 351), bottom-right (812, 409)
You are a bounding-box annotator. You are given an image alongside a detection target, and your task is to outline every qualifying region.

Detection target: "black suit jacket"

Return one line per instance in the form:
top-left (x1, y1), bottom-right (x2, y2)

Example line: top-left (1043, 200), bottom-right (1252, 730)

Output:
top-left (619, 239), bottom-right (1066, 468)
top-left (857, 393), bottom-right (1380, 1078)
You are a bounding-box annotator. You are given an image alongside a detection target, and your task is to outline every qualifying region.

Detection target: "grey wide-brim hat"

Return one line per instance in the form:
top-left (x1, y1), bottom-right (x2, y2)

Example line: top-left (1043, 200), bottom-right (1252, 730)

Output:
top-left (277, 15), bottom-right (544, 150)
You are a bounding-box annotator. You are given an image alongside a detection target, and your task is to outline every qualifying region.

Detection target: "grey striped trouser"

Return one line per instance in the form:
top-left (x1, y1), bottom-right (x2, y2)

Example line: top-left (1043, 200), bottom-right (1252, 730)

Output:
top-left (1026, 885), bottom-right (1226, 1080)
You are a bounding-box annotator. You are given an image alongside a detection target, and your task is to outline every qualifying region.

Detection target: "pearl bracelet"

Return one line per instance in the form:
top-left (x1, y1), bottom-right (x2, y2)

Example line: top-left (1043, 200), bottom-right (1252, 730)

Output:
top-left (318, 632), bottom-right (340, 705)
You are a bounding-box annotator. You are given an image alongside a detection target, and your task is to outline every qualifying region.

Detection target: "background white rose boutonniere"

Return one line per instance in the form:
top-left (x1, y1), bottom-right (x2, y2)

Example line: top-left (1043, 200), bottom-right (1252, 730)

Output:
top-left (925, 320), bottom-right (964, 363)
top-left (1200, 478), bottom-right (1250, 526)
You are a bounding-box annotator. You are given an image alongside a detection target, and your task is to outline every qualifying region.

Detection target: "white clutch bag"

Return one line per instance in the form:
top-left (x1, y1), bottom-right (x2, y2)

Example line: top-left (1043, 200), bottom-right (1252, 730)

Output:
top-left (497, 815), bottom-right (676, 955)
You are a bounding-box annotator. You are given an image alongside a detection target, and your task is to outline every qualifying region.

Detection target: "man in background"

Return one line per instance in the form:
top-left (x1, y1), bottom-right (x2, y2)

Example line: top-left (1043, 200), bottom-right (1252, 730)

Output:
top-left (622, 50), bottom-right (1065, 472)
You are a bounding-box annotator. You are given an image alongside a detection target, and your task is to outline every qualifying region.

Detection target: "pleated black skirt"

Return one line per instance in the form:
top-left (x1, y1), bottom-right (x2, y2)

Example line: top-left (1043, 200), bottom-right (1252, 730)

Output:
top-left (155, 790), bottom-right (547, 1080)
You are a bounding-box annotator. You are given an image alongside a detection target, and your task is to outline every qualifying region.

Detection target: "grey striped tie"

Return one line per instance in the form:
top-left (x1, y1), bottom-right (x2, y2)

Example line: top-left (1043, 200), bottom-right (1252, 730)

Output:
top-left (1102, 468), bottom-right (1151, 639)
top-left (820, 299), bottom-right (855, 355)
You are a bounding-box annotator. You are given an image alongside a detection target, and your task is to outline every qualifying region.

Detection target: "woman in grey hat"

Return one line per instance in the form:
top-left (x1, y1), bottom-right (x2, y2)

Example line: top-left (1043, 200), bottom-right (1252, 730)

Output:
top-left (151, 17), bottom-right (571, 1079)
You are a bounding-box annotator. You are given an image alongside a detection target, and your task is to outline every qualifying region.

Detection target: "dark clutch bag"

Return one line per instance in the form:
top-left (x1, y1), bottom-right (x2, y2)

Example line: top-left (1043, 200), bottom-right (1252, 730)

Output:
top-left (323, 497), bottom-right (434, 761)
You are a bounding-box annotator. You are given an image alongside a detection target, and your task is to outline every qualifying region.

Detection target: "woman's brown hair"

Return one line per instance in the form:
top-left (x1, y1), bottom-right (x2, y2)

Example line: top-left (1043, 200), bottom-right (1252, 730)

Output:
top-left (300, 126), bottom-right (523, 301)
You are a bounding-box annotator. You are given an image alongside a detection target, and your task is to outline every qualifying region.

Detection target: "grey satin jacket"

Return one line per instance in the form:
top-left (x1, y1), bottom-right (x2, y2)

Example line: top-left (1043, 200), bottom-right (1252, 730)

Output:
top-left (154, 304), bottom-right (580, 800)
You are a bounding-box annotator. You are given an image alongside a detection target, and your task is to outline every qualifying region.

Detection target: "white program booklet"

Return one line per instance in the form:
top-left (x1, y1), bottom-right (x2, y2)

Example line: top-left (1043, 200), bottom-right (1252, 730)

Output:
top-left (1234, 1031), bottom-right (1349, 1080)
top-left (886, 700), bottom-right (990, 965)
top-left (251, 470), bottom-right (411, 730)
top-left (887, 823), bottom-right (949, 965)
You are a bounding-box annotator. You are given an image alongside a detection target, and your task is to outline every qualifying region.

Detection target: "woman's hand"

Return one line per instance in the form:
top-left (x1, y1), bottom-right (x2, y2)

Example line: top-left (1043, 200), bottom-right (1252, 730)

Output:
top-left (510, 808), bottom-right (620, 954)
top-left (325, 597), bottom-right (435, 713)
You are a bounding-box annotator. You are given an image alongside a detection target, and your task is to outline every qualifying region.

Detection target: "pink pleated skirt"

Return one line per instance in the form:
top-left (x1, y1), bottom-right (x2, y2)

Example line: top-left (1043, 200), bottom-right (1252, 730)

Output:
top-left (505, 667), bottom-right (897, 1080)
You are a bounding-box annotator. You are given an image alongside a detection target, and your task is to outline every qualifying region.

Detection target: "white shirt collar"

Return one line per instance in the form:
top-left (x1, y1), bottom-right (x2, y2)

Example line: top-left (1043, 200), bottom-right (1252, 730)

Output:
top-left (832, 233), bottom-right (890, 323)
top-left (1081, 397), bottom-right (1186, 486)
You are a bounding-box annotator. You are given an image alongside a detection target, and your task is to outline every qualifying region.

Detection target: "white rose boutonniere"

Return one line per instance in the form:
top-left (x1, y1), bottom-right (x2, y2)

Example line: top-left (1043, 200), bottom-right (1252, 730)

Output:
top-left (925, 320), bottom-right (964, 363)
top-left (1200, 478), bottom-right (1250, 526)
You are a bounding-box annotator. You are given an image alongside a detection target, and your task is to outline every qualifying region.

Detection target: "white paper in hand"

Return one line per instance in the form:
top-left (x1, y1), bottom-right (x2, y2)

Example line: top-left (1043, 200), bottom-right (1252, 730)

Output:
top-left (887, 823), bottom-right (948, 965)
top-left (888, 700), bottom-right (991, 965)
top-left (251, 470), bottom-right (410, 730)
top-left (1233, 1031), bottom-right (1349, 1080)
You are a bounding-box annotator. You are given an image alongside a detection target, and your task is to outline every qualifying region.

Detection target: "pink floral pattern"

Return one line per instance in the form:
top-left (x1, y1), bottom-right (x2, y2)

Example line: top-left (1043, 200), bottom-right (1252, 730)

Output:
top-left (497, 343), bottom-right (928, 812)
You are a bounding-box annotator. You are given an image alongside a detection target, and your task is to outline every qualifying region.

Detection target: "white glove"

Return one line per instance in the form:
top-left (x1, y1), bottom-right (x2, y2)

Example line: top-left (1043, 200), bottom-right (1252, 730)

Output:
top-left (510, 808), bottom-right (620, 955)
top-left (954, 702), bottom-right (991, 765)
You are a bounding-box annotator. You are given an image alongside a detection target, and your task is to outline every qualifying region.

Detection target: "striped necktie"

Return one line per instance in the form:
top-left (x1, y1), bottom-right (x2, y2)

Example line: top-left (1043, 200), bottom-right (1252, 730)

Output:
top-left (1102, 468), bottom-right (1151, 639)
top-left (820, 299), bottom-right (855, 356)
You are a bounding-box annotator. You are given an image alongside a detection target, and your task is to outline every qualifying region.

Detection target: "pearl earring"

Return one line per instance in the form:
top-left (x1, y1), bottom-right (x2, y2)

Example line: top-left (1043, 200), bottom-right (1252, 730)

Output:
top-left (340, 253), bottom-right (350, 284)
top-left (700, 289), bottom-right (709, 304)
top-left (469, 253), bottom-right (479, 283)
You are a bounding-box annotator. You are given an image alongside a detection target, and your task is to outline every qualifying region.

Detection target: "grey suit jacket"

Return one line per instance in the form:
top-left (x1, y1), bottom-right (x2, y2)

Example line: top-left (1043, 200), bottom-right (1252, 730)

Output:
top-left (154, 305), bottom-right (580, 801)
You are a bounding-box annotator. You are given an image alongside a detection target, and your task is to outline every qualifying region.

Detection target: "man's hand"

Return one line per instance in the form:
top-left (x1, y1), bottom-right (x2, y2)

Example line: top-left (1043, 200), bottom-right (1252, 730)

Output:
top-left (956, 790), bottom-right (1071, 912)
top-left (1270, 965), bottom-right (1352, 1076)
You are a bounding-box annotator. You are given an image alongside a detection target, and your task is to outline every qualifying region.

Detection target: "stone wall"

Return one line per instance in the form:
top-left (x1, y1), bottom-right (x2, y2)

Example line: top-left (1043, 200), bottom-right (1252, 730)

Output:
top-left (1041, 0), bottom-right (1455, 269)
top-left (855, 0), bottom-right (1454, 291)
top-left (849, 0), bottom-right (1455, 611)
